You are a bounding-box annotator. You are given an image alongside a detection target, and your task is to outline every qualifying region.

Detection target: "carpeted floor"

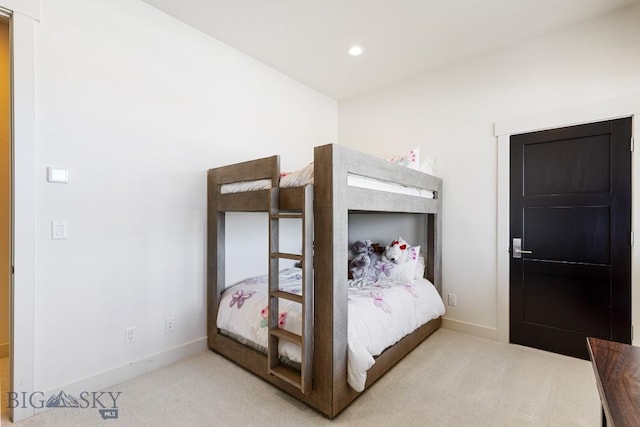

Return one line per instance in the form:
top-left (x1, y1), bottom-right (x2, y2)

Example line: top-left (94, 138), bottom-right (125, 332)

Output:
top-left (4, 329), bottom-right (600, 426)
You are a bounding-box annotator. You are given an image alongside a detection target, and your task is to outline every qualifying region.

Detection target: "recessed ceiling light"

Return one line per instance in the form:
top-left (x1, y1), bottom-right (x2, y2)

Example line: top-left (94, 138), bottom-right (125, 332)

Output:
top-left (348, 46), bottom-right (363, 56)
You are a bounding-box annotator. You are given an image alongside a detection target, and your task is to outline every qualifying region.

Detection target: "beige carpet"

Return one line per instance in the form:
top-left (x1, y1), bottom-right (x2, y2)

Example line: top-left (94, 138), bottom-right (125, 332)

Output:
top-left (5, 329), bottom-right (600, 426)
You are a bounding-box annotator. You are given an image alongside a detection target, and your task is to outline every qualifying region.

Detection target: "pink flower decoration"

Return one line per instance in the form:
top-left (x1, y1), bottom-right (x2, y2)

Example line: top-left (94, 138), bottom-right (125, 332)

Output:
top-left (370, 292), bottom-right (391, 313)
top-left (375, 260), bottom-right (395, 277)
top-left (403, 284), bottom-right (419, 298)
top-left (278, 312), bottom-right (287, 327)
top-left (259, 307), bottom-right (288, 328)
top-left (229, 289), bottom-right (255, 309)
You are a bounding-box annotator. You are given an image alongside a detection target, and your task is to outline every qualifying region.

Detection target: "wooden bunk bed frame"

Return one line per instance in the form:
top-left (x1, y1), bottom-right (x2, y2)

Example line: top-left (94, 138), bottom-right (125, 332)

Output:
top-left (207, 143), bottom-right (442, 418)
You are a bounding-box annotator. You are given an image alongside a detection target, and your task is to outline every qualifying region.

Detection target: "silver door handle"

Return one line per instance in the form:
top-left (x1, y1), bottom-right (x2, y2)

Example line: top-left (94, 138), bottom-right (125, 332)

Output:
top-left (512, 238), bottom-right (532, 258)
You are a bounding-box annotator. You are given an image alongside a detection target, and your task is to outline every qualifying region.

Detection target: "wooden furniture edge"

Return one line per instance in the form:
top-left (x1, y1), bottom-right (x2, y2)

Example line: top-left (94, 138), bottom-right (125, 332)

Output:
top-left (586, 337), bottom-right (640, 427)
top-left (587, 337), bottom-right (612, 425)
top-left (209, 155), bottom-right (280, 184)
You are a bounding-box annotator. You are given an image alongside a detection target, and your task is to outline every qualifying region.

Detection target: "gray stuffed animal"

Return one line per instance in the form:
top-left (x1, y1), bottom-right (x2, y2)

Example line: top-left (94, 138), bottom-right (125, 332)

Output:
top-left (349, 240), bottom-right (374, 279)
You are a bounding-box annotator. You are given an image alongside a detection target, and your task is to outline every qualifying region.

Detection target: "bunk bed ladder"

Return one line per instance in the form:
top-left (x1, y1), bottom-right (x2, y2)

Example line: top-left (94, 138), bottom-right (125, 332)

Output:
top-left (267, 185), bottom-right (314, 394)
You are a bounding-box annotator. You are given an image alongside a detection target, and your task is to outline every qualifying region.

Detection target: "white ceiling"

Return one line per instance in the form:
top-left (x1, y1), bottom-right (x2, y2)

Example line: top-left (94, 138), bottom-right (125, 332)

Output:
top-left (143, 0), bottom-right (640, 100)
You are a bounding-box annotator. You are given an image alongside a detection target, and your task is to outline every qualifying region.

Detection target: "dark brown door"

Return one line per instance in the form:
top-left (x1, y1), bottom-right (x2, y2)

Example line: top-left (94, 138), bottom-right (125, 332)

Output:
top-left (510, 118), bottom-right (632, 359)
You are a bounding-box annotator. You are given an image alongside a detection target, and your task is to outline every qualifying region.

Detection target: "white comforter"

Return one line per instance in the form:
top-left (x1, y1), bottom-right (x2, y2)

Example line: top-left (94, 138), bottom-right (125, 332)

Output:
top-left (217, 268), bottom-right (445, 391)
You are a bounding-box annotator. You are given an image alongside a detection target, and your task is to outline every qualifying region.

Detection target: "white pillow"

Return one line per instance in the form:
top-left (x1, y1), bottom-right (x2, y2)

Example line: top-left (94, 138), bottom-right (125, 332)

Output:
top-left (414, 255), bottom-right (426, 280)
top-left (420, 157), bottom-right (437, 176)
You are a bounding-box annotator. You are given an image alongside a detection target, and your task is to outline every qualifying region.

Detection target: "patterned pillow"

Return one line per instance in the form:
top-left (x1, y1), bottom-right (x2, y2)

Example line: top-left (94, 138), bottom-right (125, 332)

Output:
top-left (370, 246), bottom-right (420, 283)
top-left (280, 161), bottom-right (314, 187)
top-left (388, 147), bottom-right (420, 170)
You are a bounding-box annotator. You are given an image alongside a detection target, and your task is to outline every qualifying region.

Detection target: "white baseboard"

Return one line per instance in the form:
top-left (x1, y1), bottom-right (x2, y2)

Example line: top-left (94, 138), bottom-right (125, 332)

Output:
top-left (0, 342), bottom-right (8, 358)
top-left (33, 337), bottom-right (208, 415)
top-left (441, 317), bottom-right (498, 341)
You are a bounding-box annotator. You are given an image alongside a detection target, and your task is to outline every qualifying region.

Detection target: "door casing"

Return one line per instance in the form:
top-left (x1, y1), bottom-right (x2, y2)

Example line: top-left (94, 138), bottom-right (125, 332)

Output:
top-left (2, 1), bottom-right (39, 422)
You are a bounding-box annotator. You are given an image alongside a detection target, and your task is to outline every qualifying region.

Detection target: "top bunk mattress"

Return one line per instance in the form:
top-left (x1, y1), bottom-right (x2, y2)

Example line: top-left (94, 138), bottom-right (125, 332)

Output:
top-left (220, 162), bottom-right (436, 199)
top-left (220, 162), bottom-right (314, 193)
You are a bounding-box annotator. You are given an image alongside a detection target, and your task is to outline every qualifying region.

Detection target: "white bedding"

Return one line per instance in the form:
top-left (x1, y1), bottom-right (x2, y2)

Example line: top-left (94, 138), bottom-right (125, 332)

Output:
top-left (219, 162), bottom-right (314, 194)
top-left (217, 268), bottom-right (445, 392)
top-left (219, 162), bottom-right (436, 199)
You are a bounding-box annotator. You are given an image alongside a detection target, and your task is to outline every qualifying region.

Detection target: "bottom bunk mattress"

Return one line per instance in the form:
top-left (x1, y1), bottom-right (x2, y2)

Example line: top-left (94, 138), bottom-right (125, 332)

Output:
top-left (216, 268), bottom-right (445, 391)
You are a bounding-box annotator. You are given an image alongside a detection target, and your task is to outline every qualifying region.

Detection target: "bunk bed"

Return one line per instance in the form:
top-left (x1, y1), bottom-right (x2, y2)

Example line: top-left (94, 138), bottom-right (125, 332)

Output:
top-left (207, 143), bottom-right (443, 418)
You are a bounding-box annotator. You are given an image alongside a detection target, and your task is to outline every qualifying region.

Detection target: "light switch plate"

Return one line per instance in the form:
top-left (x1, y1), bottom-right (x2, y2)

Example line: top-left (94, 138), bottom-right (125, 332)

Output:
top-left (448, 293), bottom-right (457, 306)
top-left (47, 167), bottom-right (69, 183)
top-left (51, 221), bottom-right (67, 240)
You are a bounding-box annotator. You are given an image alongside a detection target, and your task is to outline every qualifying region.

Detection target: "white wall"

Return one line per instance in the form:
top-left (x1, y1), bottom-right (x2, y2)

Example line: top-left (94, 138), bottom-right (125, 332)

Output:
top-left (34, 0), bottom-right (336, 392)
top-left (10, 6), bottom-right (38, 422)
top-left (338, 4), bottom-right (640, 338)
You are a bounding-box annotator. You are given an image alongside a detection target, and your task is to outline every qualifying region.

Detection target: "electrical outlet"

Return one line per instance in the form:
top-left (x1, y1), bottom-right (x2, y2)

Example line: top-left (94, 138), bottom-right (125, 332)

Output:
top-left (165, 317), bottom-right (175, 334)
top-left (448, 293), bottom-right (457, 307)
top-left (125, 326), bottom-right (137, 344)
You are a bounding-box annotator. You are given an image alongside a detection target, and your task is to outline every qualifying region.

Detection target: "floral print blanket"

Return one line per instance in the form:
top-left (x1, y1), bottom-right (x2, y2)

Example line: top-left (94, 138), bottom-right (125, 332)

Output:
top-left (217, 268), bottom-right (445, 392)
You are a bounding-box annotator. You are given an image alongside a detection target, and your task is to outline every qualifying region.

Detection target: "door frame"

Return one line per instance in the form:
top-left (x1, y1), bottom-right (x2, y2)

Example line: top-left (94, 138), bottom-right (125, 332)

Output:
top-left (2, 0), bottom-right (39, 422)
top-left (495, 95), bottom-right (640, 345)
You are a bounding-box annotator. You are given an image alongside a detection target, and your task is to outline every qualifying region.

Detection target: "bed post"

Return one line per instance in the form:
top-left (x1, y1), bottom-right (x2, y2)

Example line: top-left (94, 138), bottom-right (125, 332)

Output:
top-left (313, 144), bottom-right (349, 417)
top-left (427, 180), bottom-right (443, 294)
top-left (207, 170), bottom-right (225, 347)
